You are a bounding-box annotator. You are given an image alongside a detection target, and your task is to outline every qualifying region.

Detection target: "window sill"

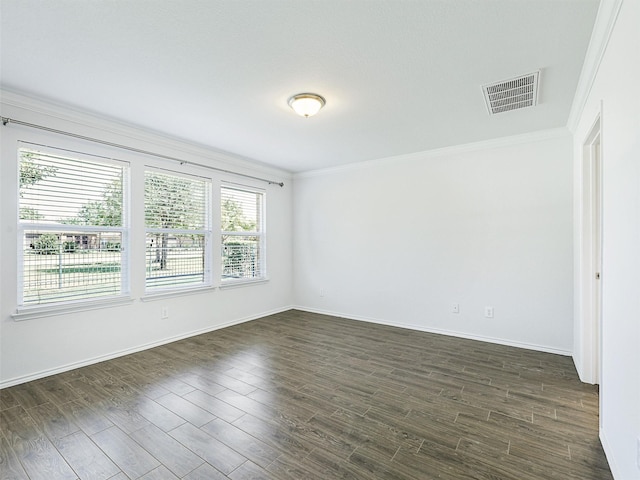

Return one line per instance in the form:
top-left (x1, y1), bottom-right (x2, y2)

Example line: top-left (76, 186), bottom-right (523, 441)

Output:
top-left (219, 278), bottom-right (269, 290)
top-left (12, 296), bottom-right (135, 322)
top-left (141, 286), bottom-right (216, 302)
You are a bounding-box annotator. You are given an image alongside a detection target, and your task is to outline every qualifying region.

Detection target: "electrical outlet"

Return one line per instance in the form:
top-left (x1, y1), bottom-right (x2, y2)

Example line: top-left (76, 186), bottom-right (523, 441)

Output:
top-left (484, 306), bottom-right (494, 318)
top-left (320, 288), bottom-right (325, 297)
top-left (161, 306), bottom-right (169, 319)
top-left (452, 303), bottom-right (460, 314)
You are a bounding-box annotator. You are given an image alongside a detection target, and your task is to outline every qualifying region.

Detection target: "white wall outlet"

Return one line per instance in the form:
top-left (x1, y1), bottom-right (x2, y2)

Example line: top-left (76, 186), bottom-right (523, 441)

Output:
top-left (484, 306), bottom-right (494, 318)
top-left (320, 288), bottom-right (325, 297)
top-left (161, 306), bottom-right (169, 319)
top-left (452, 303), bottom-right (460, 314)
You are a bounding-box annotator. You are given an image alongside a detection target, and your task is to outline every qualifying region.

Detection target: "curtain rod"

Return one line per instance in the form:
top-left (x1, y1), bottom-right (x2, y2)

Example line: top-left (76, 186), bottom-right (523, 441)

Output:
top-left (1, 116), bottom-right (285, 187)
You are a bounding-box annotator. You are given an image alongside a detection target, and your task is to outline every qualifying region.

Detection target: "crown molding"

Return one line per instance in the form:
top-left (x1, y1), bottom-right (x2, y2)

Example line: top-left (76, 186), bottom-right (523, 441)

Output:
top-left (567, 0), bottom-right (624, 132)
top-left (0, 89), bottom-right (292, 180)
top-left (294, 127), bottom-right (570, 180)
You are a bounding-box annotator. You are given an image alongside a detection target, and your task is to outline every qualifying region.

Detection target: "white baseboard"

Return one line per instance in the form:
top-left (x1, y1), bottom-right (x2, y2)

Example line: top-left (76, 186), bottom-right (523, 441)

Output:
top-left (0, 305), bottom-right (294, 389)
top-left (292, 305), bottom-right (572, 357)
top-left (2, 304), bottom-right (572, 389)
top-left (600, 429), bottom-right (625, 480)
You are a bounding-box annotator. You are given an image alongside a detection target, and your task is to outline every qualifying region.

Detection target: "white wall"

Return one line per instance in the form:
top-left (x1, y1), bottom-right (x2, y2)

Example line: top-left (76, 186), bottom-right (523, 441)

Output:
top-left (293, 131), bottom-right (574, 354)
top-left (572, 0), bottom-right (640, 477)
top-left (0, 93), bottom-right (294, 387)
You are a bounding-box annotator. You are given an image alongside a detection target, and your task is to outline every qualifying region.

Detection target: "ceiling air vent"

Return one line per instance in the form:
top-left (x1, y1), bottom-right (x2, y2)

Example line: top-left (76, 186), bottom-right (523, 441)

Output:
top-left (482, 71), bottom-right (540, 115)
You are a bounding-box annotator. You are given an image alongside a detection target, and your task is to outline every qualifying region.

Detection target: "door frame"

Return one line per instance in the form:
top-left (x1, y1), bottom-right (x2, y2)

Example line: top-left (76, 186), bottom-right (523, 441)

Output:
top-left (578, 112), bottom-right (603, 389)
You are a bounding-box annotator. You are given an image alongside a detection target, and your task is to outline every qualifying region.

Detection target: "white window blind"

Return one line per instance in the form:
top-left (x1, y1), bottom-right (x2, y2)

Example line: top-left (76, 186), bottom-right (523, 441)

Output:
top-left (145, 170), bottom-right (211, 291)
top-left (18, 146), bottom-right (129, 306)
top-left (221, 185), bottom-right (265, 282)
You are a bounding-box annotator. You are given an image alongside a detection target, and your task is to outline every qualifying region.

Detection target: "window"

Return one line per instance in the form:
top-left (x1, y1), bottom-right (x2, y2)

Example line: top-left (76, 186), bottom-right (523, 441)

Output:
top-left (18, 146), bottom-right (129, 306)
top-left (145, 170), bottom-right (211, 291)
top-left (221, 185), bottom-right (265, 282)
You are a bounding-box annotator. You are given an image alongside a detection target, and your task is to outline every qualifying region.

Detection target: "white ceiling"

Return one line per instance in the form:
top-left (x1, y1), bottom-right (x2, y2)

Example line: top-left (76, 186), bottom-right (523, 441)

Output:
top-left (1, 0), bottom-right (599, 173)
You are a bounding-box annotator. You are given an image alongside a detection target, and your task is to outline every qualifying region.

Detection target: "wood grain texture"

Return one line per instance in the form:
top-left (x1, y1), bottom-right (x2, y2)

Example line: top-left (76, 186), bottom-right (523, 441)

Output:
top-left (90, 426), bottom-right (159, 479)
top-left (0, 432), bottom-right (29, 479)
top-left (0, 406), bottom-right (76, 480)
top-left (129, 424), bottom-right (203, 477)
top-left (53, 431), bottom-right (119, 480)
top-left (0, 309), bottom-right (612, 479)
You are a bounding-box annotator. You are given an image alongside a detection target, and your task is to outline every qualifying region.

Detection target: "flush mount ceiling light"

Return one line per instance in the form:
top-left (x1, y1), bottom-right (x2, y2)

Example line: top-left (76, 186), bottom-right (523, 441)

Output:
top-left (288, 93), bottom-right (326, 118)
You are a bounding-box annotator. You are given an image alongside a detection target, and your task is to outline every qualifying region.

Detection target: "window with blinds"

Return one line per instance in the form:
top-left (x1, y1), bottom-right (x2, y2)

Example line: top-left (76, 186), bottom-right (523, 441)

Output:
top-left (221, 185), bottom-right (265, 282)
top-left (145, 170), bottom-right (211, 291)
top-left (18, 146), bottom-right (129, 306)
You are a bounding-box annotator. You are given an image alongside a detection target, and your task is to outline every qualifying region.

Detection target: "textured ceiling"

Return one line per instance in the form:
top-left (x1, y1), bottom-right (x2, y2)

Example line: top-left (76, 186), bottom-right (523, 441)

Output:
top-left (0, 0), bottom-right (599, 172)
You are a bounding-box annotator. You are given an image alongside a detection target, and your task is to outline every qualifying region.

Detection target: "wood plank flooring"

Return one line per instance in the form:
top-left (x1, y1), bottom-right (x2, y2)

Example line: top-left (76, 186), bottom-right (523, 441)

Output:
top-left (0, 310), bottom-right (612, 479)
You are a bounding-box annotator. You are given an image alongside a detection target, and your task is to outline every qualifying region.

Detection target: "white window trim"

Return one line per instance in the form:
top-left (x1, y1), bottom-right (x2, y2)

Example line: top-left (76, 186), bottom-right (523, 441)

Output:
top-left (140, 285), bottom-right (217, 302)
top-left (144, 168), bottom-right (213, 293)
top-left (12, 296), bottom-right (135, 321)
top-left (218, 278), bottom-right (269, 289)
top-left (220, 183), bottom-right (267, 285)
top-left (17, 145), bottom-right (130, 308)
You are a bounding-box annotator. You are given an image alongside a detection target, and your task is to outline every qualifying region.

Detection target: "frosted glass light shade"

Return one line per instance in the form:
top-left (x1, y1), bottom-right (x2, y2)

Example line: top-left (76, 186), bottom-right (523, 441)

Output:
top-left (288, 93), bottom-right (326, 117)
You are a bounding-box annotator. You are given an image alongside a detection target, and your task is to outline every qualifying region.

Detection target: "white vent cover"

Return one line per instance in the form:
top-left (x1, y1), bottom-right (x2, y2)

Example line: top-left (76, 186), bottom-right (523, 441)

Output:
top-left (483, 71), bottom-right (540, 115)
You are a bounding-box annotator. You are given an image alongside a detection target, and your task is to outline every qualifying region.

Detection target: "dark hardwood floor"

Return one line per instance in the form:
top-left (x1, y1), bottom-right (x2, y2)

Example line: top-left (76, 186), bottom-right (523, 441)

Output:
top-left (1, 310), bottom-right (612, 479)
